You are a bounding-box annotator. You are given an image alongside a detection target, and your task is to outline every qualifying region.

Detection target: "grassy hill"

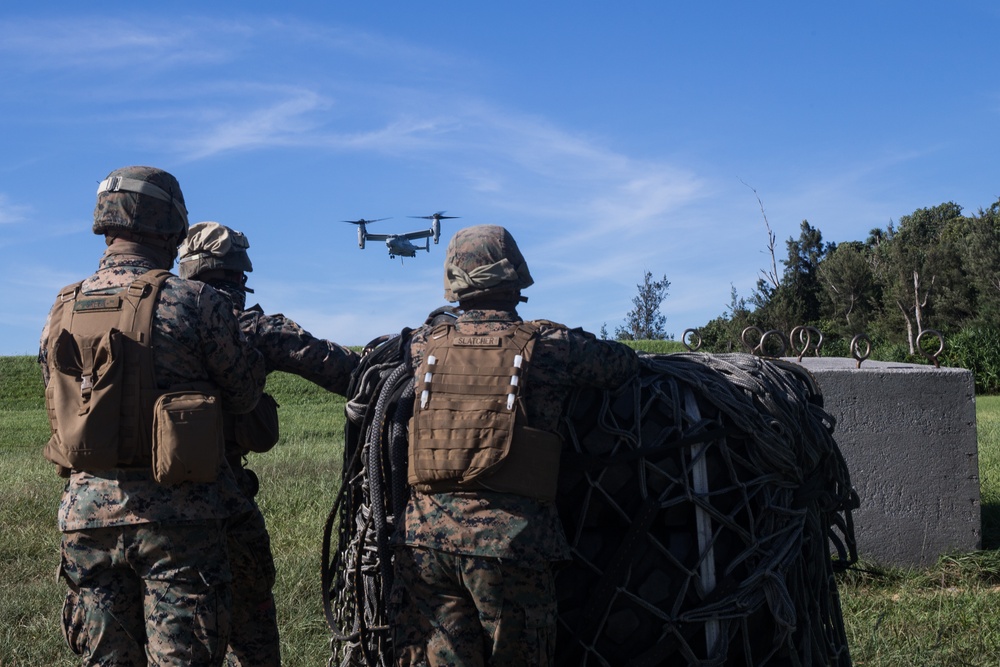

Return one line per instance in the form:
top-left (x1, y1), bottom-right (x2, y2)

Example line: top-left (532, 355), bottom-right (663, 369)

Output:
top-left (4, 353), bottom-right (1000, 665)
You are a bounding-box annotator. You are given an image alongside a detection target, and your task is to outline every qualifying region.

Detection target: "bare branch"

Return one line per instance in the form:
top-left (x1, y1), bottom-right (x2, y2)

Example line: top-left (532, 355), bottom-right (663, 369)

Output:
top-left (740, 179), bottom-right (780, 289)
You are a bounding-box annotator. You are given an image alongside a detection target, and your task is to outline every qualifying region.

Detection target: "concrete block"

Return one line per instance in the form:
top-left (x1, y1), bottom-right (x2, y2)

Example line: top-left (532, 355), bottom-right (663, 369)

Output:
top-left (785, 356), bottom-right (980, 567)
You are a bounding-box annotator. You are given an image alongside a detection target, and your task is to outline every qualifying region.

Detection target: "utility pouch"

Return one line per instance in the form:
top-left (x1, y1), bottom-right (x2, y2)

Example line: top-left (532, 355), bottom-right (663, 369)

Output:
top-left (234, 392), bottom-right (281, 453)
top-left (476, 424), bottom-right (563, 501)
top-left (151, 389), bottom-right (224, 485)
top-left (43, 327), bottom-right (125, 470)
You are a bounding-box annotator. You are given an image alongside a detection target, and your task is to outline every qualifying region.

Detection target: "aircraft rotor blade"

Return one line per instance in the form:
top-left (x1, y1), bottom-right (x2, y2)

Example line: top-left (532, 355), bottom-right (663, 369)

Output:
top-left (343, 217), bottom-right (390, 225)
top-left (409, 212), bottom-right (459, 220)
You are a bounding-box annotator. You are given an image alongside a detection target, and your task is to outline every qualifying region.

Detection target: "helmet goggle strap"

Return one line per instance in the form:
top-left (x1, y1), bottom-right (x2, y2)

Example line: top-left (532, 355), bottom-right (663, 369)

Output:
top-left (97, 175), bottom-right (188, 224)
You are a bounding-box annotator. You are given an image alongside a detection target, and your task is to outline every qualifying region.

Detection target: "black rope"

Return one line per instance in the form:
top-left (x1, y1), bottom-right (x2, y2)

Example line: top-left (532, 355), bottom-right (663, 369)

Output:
top-left (327, 349), bottom-right (858, 667)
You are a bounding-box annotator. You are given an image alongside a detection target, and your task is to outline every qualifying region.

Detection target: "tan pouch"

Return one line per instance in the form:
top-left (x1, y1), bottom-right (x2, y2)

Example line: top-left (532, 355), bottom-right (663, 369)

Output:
top-left (43, 328), bottom-right (124, 471)
top-left (151, 390), bottom-right (223, 485)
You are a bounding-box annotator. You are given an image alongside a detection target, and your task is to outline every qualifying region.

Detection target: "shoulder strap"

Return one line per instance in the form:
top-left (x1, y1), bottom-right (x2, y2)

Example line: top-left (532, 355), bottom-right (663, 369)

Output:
top-left (118, 269), bottom-right (172, 340)
top-left (116, 269), bottom-right (173, 464)
top-left (52, 282), bottom-right (84, 348)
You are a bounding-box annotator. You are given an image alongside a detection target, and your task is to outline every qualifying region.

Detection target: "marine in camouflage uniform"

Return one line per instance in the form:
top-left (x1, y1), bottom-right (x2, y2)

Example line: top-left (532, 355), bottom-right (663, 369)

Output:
top-left (38, 167), bottom-right (267, 666)
top-left (178, 221), bottom-right (361, 667)
top-left (391, 225), bottom-right (638, 666)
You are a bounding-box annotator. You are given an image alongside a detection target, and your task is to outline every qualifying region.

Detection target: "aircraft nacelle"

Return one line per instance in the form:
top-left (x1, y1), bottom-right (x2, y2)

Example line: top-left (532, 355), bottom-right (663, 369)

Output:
top-left (358, 225), bottom-right (366, 249)
top-left (432, 218), bottom-right (440, 244)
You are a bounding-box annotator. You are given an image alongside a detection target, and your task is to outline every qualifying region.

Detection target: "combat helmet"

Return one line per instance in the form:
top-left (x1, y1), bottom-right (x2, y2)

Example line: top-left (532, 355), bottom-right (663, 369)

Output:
top-left (443, 224), bottom-right (533, 303)
top-left (93, 166), bottom-right (188, 240)
top-left (178, 221), bottom-right (253, 281)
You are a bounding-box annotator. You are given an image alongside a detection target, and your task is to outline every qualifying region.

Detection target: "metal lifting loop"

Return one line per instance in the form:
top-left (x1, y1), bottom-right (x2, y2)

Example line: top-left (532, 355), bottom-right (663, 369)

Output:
top-left (916, 329), bottom-right (945, 368)
top-left (682, 328), bottom-right (702, 351)
top-left (741, 326), bottom-right (763, 354)
top-left (759, 329), bottom-right (788, 358)
top-left (849, 333), bottom-right (872, 369)
top-left (789, 325), bottom-right (824, 362)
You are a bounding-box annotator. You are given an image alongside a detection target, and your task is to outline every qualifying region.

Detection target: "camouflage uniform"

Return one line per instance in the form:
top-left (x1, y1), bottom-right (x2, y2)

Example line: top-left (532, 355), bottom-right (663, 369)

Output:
top-left (390, 226), bottom-right (639, 667)
top-left (179, 221), bottom-right (361, 667)
top-left (39, 168), bottom-right (266, 667)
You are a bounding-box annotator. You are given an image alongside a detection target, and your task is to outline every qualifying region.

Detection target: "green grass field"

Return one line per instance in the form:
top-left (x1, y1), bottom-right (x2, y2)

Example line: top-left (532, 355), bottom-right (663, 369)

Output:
top-left (3, 354), bottom-right (1000, 666)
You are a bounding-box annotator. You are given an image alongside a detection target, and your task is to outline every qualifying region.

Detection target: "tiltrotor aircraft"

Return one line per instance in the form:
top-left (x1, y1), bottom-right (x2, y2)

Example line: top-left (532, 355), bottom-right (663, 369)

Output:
top-left (344, 212), bottom-right (459, 259)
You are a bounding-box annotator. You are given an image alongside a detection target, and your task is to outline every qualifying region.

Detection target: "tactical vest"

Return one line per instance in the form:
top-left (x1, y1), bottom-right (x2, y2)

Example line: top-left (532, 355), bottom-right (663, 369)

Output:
top-left (43, 270), bottom-right (170, 471)
top-left (408, 321), bottom-right (563, 500)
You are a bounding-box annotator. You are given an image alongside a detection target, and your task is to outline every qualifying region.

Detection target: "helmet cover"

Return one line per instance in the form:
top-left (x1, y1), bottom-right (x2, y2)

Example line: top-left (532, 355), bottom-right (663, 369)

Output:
top-left (443, 225), bottom-right (533, 303)
top-left (92, 165), bottom-right (188, 239)
top-left (178, 221), bottom-right (253, 280)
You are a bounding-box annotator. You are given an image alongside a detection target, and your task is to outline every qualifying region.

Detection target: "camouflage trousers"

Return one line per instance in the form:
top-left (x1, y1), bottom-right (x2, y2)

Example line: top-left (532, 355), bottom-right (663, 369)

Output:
top-left (223, 502), bottom-right (279, 667)
top-left (59, 521), bottom-right (231, 667)
top-left (390, 547), bottom-right (556, 667)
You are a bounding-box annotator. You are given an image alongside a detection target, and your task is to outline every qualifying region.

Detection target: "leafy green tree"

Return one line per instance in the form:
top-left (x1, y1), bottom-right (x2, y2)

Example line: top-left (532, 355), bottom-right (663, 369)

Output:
top-left (818, 241), bottom-right (877, 333)
top-left (616, 271), bottom-right (671, 340)
top-left (962, 199), bottom-right (1000, 324)
top-left (698, 285), bottom-right (757, 352)
top-left (876, 203), bottom-right (965, 353)
top-left (782, 219), bottom-right (830, 324)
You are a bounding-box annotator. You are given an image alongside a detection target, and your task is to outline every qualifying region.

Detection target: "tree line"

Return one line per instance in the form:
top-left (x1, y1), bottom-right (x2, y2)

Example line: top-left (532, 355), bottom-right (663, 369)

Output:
top-left (692, 198), bottom-right (1000, 392)
top-left (607, 197), bottom-right (1000, 393)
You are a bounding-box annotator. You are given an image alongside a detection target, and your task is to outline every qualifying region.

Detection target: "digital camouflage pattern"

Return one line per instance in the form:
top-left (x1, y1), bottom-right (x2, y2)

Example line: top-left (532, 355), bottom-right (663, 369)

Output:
top-left (60, 522), bottom-right (231, 667)
top-left (442, 225), bottom-right (534, 303)
top-left (218, 300), bottom-right (359, 667)
top-left (224, 503), bottom-right (279, 667)
top-left (39, 235), bottom-right (265, 666)
top-left (189, 251), bottom-right (360, 667)
top-left (393, 302), bottom-right (638, 665)
top-left (391, 548), bottom-right (556, 667)
top-left (237, 304), bottom-right (360, 394)
top-left (92, 166), bottom-right (189, 239)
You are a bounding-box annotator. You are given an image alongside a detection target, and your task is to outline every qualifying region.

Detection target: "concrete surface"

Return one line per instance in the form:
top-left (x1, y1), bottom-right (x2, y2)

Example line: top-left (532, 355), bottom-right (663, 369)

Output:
top-left (785, 356), bottom-right (980, 567)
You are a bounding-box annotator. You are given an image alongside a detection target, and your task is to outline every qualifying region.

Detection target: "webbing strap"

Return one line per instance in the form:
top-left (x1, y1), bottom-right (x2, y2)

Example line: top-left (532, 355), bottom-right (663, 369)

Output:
top-left (97, 176), bottom-right (188, 222)
top-left (117, 270), bottom-right (171, 464)
top-left (413, 398), bottom-right (508, 412)
top-left (428, 364), bottom-right (513, 376)
top-left (424, 382), bottom-right (513, 396)
top-left (118, 270), bottom-right (171, 340)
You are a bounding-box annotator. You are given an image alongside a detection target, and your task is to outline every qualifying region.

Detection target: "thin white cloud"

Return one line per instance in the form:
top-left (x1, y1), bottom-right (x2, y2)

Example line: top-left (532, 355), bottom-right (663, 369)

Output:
top-left (0, 16), bottom-right (458, 75)
top-left (174, 88), bottom-right (334, 160)
top-left (0, 18), bottom-right (239, 70)
top-left (0, 194), bottom-right (30, 225)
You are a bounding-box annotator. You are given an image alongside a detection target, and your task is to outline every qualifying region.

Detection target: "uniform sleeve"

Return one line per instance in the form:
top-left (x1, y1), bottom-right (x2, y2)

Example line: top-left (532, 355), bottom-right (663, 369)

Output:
top-left (38, 302), bottom-right (56, 387)
top-left (197, 288), bottom-right (266, 414)
top-left (241, 310), bottom-right (360, 396)
top-left (538, 325), bottom-right (639, 391)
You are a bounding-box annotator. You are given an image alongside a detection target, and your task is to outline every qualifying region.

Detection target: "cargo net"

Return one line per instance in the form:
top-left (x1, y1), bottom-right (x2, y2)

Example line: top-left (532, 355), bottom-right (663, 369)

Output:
top-left (322, 342), bottom-right (859, 667)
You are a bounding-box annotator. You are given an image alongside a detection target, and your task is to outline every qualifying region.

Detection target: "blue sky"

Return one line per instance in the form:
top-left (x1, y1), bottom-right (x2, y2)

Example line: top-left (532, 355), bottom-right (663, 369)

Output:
top-left (2, 3), bottom-right (999, 356)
